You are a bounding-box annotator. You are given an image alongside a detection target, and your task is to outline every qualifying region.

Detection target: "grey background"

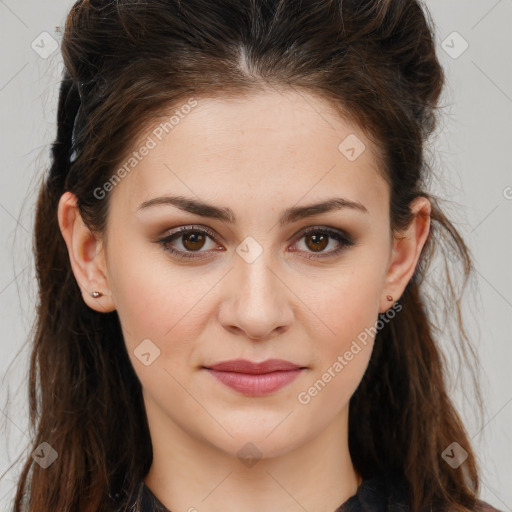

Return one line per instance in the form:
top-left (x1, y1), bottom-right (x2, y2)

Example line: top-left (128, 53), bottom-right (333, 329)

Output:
top-left (0, 0), bottom-right (511, 510)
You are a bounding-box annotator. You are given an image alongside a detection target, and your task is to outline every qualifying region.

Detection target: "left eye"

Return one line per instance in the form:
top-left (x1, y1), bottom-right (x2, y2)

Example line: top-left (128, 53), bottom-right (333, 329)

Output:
top-left (157, 225), bottom-right (355, 260)
top-left (292, 227), bottom-right (353, 259)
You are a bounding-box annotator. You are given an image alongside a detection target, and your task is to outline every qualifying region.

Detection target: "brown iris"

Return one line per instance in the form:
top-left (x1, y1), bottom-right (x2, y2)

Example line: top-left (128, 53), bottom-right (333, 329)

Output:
top-left (182, 231), bottom-right (207, 251)
top-left (304, 232), bottom-right (328, 252)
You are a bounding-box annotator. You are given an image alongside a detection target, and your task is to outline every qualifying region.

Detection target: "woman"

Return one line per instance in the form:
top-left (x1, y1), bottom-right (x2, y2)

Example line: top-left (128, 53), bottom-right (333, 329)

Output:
top-left (8, 0), bottom-right (502, 511)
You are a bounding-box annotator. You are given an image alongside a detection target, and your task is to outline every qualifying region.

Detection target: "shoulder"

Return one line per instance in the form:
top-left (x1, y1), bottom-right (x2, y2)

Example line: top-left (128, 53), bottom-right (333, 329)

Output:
top-left (348, 471), bottom-right (504, 512)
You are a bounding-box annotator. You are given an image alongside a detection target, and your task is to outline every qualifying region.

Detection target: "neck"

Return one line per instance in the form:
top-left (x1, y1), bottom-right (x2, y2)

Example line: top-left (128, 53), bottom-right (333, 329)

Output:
top-left (143, 398), bottom-right (361, 512)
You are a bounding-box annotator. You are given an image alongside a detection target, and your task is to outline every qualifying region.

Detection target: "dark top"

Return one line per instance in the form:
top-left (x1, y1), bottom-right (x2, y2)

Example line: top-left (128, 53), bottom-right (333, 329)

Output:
top-left (133, 472), bottom-right (503, 512)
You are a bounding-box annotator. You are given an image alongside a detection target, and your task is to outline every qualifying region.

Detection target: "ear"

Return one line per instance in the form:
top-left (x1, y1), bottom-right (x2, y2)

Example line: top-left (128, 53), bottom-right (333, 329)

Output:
top-left (57, 191), bottom-right (116, 313)
top-left (379, 196), bottom-right (431, 313)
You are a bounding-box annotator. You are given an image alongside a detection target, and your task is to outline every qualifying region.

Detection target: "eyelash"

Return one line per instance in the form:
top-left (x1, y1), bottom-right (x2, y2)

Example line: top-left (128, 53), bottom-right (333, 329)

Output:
top-left (156, 225), bottom-right (355, 261)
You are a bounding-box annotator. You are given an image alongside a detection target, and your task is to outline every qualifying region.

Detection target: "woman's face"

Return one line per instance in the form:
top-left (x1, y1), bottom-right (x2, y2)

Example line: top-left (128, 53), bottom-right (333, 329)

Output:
top-left (80, 89), bottom-right (428, 459)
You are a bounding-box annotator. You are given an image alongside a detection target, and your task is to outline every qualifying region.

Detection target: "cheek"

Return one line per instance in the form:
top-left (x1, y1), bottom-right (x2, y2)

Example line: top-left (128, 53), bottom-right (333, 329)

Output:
top-left (296, 278), bottom-right (378, 414)
top-left (107, 238), bottom-right (218, 361)
top-left (304, 266), bottom-right (382, 349)
top-left (295, 264), bottom-right (382, 400)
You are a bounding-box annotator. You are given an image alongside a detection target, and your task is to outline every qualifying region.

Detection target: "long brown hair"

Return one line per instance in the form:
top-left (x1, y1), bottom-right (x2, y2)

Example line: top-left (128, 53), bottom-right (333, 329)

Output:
top-left (3, 0), bottom-right (486, 511)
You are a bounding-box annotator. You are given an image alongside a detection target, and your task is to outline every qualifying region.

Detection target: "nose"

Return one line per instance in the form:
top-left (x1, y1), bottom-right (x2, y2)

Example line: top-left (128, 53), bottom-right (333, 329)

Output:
top-left (217, 250), bottom-right (294, 341)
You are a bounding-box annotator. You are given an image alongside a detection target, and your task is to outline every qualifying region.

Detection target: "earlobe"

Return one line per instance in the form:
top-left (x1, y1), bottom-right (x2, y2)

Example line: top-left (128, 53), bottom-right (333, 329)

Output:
top-left (379, 196), bottom-right (431, 313)
top-left (57, 191), bottom-right (116, 313)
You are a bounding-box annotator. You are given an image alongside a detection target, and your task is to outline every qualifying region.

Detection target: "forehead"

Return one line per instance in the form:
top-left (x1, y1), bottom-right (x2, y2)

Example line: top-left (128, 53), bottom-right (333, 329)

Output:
top-left (109, 89), bottom-right (389, 218)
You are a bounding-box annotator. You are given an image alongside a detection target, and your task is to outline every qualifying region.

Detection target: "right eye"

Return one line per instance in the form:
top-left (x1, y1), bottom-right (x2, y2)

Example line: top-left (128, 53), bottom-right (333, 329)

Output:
top-left (157, 225), bottom-right (222, 260)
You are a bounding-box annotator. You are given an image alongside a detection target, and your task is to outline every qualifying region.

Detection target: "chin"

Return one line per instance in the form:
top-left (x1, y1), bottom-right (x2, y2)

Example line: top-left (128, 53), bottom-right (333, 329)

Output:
top-left (201, 422), bottom-right (312, 463)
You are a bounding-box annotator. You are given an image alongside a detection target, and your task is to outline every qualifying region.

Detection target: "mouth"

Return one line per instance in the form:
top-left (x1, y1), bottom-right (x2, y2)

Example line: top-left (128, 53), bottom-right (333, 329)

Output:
top-left (202, 359), bottom-right (307, 396)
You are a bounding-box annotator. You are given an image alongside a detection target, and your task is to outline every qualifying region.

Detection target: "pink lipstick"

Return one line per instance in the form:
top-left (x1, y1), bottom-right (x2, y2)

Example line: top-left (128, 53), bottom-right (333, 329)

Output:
top-left (203, 359), bottom-right (305, 396)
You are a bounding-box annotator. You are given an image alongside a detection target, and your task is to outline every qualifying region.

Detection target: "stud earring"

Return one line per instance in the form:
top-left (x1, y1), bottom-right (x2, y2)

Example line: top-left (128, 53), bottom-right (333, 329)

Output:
top-left (91, 291), bottom-right (103, 298)
top-left (386, 294), bottom-right (393, 301)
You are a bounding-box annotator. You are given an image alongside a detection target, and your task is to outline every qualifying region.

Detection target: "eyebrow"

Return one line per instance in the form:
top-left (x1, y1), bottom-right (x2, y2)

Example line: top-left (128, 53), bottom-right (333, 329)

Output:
top-left (137, 195), bottom-right (368, 226)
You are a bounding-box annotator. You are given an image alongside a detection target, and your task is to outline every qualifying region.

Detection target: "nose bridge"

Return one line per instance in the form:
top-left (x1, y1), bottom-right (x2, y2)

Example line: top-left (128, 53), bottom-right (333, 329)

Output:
top-left (236, 239), bottom-right (283, 307)
top-left (220, 236), bottom-right (293, 339)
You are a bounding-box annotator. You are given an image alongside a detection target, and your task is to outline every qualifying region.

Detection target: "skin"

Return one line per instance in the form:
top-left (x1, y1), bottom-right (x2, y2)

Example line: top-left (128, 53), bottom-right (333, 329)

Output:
top-left (58, 88), bottom-right (431, 512)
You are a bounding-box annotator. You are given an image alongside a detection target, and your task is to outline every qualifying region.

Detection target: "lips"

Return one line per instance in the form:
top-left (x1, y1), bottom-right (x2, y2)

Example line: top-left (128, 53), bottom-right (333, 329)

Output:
top-left (205, 359), bottom-right (303, 374)
top-left (203, 359), bottom-right (305, 396)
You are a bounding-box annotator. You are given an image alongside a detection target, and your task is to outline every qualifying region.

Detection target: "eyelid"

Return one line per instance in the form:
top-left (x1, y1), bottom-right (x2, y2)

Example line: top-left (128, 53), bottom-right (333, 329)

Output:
top-left (159, 224), bottom-right (220, 243)
top-left (292, 225), bottom-right (354, 244)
